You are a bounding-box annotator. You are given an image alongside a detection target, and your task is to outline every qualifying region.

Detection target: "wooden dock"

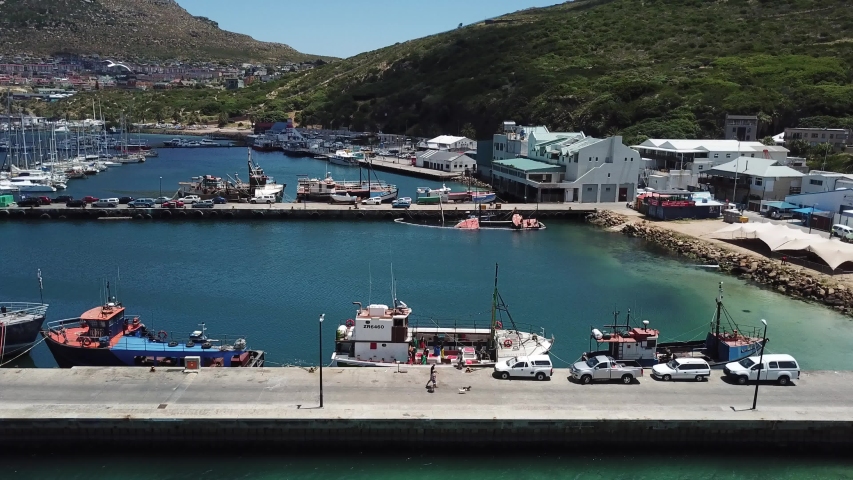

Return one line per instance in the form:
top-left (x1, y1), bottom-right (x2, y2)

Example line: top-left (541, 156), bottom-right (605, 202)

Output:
top-left (0, 202), bottom-right (604, 222)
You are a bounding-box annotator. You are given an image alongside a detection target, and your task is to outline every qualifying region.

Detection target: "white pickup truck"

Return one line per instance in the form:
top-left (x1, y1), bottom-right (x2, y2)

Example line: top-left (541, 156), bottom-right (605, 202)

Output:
top-left (570, 355), bottom-right (643, 385)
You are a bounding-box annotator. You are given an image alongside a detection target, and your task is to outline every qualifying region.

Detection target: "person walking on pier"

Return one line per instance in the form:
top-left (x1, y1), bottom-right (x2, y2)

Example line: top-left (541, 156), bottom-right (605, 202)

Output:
top-left (426, 364), bottom-right (437, 390)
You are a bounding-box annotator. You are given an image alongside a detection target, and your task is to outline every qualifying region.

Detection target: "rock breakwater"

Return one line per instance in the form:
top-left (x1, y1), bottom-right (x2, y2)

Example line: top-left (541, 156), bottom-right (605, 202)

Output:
top-left (586, 210), bottom-right (629, 228)
top-left (621, 221), bottom-right (853, 317)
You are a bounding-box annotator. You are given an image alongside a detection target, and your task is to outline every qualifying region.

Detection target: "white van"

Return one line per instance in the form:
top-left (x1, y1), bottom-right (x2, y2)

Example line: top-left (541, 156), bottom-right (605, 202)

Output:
top-left (250, 194), bottom-right (276, 204)
top-left (494, 355), bottom-right (553, 381)
top-left (832, 224), bottom-right (853, 238)
top-left (651, 357), bottom-right (711, 382)
top-left (723, 353), bottom-right (800, 386)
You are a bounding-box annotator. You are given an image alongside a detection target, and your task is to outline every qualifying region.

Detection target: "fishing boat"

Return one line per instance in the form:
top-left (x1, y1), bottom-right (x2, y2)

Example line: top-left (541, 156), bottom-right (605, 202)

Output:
top-left (41, 289), bottom-right (264, 368)
top-left (331, 264), bottom-right (553, 367)
top-left (1, 302), bottom-right (49, 359)
top-left (297, 174), bottom-right (397, 203)
top-left (329, 149), bottom-right (360, 166)
top-left (581, 283), bottom-right (766, 367)
top-left (471, 191), bottom-right (497, 204)
top-left (178, 149), bottom-right (284, 201)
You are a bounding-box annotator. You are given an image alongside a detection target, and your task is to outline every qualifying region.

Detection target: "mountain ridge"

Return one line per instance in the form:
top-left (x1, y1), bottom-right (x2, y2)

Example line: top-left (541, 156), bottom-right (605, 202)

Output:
top-left (0, 0), bottom-right (331, 63)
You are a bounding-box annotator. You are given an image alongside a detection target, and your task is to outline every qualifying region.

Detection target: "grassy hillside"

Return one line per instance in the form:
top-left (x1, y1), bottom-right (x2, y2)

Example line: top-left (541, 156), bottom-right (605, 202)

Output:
top-left (0, 0), bottom-right (329, 63)
top-left (32, 0), bottom-right (853, 145)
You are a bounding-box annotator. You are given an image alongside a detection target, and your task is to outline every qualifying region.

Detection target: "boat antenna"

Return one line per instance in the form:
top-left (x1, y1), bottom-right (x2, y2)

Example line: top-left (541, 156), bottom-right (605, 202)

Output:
top-left (106, 281), bottom-right (112, 305)
top-left (368, 261), bottom-right (372, 305)
top-left (625, 308), bottom-right (631, 330)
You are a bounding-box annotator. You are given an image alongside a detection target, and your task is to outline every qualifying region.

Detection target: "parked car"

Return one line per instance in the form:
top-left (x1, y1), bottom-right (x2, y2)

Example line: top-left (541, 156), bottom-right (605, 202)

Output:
top-left (831, 224), bottom-right (853, 238)
top-left (92, 198), bottom-right (119, 208)
top-left (361, 196), bottom-right (382, 205)
top-left (392, 197), bottom-right (412, 209)
top-left (192, 199), bottom-right (215, 209)
top-left (250, 194), bottom-right (276, 204)
top-left (162, 200), bottom-right (185, 209)
top-left (16, 197), bottom-right (42, 207)
top-left (83, 196), bottom-right (99, 204)
top-left (53, 195), bottom-right (73, 203)
top-left (570, 355), bottom-right (643, 384)
top-left (212, 196), bottom-right (228, 204)
top-left (651, 358), bottom-right (711, 382)
top-left (118, 196), bottom-right (134, 205)
top-left (494, 355), bottom-right (553, 381)
top-left (723, 354), bottom-right (800, 386)
top-left (181, 195), bottom-right (202, 204)
top-left (128, 198), bottom-right (156, 208)
top-left (154, 197), bottom-right (170, 204)
top-left (36, 196), bottom-right (52, 205)
top-left (66, 199), bottom-right (87, 208)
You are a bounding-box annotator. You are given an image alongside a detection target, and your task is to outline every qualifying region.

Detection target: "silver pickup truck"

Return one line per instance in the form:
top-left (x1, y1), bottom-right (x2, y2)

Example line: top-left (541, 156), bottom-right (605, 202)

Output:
top-left (570, 355), bottom-right (644, 384)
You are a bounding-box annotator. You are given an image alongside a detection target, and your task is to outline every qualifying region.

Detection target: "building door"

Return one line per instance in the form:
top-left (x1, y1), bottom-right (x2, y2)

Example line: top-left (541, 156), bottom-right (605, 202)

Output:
top-left (618, 187), bottom-right (628, 202)
top-left (581, 184), bottom-right (598, 203)
top-left (600, 184), bottom-right (617, 203)
top-left (572, 188), bottom-right (579, 202)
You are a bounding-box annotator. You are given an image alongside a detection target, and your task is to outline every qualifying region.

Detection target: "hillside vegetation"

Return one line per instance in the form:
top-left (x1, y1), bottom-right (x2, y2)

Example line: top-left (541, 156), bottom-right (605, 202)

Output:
top-left (34, 0), bottom-right (853, 146)
top-left (0, 0), bottom-right (327, 63)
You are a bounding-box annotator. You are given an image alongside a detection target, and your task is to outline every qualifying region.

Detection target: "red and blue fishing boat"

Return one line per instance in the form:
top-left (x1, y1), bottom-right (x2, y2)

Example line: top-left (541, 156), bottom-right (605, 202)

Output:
top-left (41, 296), bottom-right (264, 368)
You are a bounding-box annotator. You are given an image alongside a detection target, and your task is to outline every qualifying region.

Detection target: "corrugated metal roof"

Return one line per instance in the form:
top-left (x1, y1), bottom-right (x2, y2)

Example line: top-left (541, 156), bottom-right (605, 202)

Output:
top-left (493, 158), bottom-right (564, 172)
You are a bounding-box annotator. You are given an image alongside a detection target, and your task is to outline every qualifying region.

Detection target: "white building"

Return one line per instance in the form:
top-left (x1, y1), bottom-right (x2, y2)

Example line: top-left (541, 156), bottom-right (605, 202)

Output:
top-left (425, 135), bottom-right (476, 151)
top-left (491, 136), bottom-right (640, 203)
top-left (800, 171), bottom-right (853, 194)
top-left (416, 150), bottom-right (476, 173)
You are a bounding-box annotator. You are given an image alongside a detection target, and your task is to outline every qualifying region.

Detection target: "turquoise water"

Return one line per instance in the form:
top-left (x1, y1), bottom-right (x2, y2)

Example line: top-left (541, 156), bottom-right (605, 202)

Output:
top-left (3, 219), bottom-right (853, 369)
top-left (2, 454), bottom-right (853, 479)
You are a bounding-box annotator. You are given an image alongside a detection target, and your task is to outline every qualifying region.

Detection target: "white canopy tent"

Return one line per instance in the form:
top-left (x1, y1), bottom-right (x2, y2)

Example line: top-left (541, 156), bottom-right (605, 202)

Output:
top-left (711, 223), bottom-right (853, 270)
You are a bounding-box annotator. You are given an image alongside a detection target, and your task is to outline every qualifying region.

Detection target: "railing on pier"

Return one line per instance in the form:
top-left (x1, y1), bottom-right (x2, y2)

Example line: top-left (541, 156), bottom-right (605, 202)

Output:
top-left (0, 302), bottom-right (49, 318)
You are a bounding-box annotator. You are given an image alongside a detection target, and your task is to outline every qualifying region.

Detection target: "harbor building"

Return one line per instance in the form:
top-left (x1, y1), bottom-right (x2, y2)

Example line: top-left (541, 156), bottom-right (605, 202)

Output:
top-left (415, 150), bottom-right (476, 174)
top-left (423, 135), bottom-right (476, 152)
top-left (801, 171), bottom-right (853, 194)
top-left (633, 139), bottom-right (789, 190)
top-left (784, 127), bottom-right (850, 152)
top-left (491, 136), bottom-right (641, 203)
top-left (480, 121), bottom-right (552, 178)
top-left (700, 157), bottom-right (804, 208)
top-left (724, 114), bottom-right (759, 141)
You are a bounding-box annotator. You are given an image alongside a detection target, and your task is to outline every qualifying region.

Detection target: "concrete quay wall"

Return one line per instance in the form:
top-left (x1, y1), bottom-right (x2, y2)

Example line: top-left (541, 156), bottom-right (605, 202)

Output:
top-left (0, 367), bottom-right (851, 452)
top-left (0, 202), bottom-right (597, 222)
top-left (1, 418), bottom-right (848, 452)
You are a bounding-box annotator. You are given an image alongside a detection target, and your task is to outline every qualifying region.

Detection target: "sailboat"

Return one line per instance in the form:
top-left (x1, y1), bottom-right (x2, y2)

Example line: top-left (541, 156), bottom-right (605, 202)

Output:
top-left (330, 264), bottom-right (554, 367)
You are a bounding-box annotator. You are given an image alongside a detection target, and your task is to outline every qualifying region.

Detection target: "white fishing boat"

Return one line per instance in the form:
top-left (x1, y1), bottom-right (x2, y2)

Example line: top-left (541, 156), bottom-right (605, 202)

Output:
top-left (331, 265), bottom-right (553, 368)
top-left (329, 149), bottom-right (359, 166)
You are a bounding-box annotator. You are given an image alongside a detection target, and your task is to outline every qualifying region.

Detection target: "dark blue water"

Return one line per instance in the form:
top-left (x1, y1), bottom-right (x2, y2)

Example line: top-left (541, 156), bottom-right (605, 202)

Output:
top-left (56, 134), bottom-right (471, 201)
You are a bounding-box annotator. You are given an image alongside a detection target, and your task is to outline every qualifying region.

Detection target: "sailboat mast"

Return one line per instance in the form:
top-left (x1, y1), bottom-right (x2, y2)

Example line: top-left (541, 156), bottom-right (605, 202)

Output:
top-left (715, 282), bottom-right (723, 337)
top-left (489, 263), bottom-right (499, 352)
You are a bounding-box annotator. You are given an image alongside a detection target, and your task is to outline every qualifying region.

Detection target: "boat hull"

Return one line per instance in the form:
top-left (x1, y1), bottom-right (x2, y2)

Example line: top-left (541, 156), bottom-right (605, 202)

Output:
top-left (0, 314), bottom-right (46, 358)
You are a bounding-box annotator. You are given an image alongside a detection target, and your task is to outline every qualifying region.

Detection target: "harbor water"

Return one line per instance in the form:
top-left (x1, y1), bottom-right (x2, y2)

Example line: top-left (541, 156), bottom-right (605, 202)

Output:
top-left (2, 453), bottom-right (852, 479)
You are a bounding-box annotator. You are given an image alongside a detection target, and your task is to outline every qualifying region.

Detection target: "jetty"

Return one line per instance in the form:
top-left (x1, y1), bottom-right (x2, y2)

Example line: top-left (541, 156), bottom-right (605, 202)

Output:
top-left (360, 156), bottom-right (461, 180)
top-left (0, 367), bottom-right (849, 452)
top-left (0, 202), bottom-right (608, 222)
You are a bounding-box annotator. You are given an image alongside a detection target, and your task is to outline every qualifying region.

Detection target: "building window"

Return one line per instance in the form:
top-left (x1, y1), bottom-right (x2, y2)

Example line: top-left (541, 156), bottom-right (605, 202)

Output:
top-left (810, 179), bottom-right (823, 186)
top-left (812, 133), bottom-right (818, 138)
top-left (713, 154), bottom-right (719, 158)
top-left (595, 157), bottom-right (599, 162)
top-left (754, 178), bottom-right (763, 186)
top-left (822, 134), bottom-right (826, 139)
top-left (726, 153), bottom-right (731, 158)
top-left (589, 157), bottom-right (592, 161)
top-left (698, 165), bottom-right (703, 170)
top-left (751, 154), bottom-right (755, 157)
top-left (607, 173), bottom-right (611, 178)
top-left (830, 134), bottom-right (834, 139)
top-left (732, 128), bottom-right (736, 132)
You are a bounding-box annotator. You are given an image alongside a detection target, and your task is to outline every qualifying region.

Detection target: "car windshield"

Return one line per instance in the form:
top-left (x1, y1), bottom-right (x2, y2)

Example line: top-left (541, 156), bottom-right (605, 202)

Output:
top-left (738, 358), bottom-right (755, 368)
top-left (585, 358), bottom-right (599, 368)
top-left (666, 359), bottom-right (678, 369)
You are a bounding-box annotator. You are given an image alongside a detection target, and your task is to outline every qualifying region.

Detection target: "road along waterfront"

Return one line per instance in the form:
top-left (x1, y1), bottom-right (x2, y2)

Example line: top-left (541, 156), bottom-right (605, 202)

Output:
top-left (0, 367), bottom-right (850, 452)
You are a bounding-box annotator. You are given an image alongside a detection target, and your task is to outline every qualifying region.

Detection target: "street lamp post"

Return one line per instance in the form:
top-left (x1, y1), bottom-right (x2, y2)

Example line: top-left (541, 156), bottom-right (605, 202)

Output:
top-left (159, 176), bottom-right (162, 198)
top-left (752, 319), bottom-right (768, 410)
top-left (319, 313), bottom-right (324, 408)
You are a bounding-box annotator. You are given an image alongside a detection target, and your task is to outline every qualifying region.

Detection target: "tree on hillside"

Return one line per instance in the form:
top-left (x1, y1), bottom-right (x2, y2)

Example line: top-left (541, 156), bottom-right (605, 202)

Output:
top-left (460, 122), bottom-right (477, 140)
top-left (786, 139), bottom-right (810, 157)
top-left (761, 136), bottom-right (776, 146)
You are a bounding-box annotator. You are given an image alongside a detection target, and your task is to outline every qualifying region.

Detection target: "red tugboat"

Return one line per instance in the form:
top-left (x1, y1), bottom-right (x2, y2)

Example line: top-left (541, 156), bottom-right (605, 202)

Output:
top-left (41, 288), bottom-right (264, 368)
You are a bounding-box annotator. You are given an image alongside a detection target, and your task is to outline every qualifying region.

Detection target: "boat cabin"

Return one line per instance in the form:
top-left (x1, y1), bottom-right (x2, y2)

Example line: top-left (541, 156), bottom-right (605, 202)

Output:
top-left (81, 303), bottom-right (128, 340)
top-left (335, 302), bottom-right (411, 363)
top-left (587, 323), bottom-right (660, 366)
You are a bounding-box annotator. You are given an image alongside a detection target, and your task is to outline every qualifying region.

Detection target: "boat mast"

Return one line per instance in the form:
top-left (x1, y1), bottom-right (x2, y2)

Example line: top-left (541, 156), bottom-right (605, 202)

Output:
top-left (489, 263), bottom-right (499, 353)
top-left (714, 282), bottom-right (723, 337)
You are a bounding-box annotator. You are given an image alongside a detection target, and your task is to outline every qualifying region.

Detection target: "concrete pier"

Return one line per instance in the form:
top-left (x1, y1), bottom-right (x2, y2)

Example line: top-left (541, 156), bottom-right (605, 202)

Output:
top-left (0, 367), bottom-right (850, 451)
top-left (361, 156), bottom-right (462, 180)
top-left (0, 202), bottom-right (604, 222)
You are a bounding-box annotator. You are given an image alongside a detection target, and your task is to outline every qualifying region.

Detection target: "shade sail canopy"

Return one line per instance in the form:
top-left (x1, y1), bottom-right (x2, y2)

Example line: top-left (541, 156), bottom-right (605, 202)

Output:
top-left (763, 201), bottom-right (798, 210)
top-left (711, 222), bottom-right (853, 270)
top-left (791, 207), bottom-right (830, 216)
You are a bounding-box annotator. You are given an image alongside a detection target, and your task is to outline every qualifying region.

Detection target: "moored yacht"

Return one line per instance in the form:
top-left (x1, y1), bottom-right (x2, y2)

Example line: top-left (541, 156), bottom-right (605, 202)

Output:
top-left (331, 265), bottom-right (553, 367)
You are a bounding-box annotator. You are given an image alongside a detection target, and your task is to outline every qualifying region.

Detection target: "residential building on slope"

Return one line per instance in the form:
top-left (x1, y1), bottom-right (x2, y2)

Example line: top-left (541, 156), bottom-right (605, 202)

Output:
top-left (724, 114), bottom-right (759, 141)
top-left (784, 127), bottom-right (850, 152)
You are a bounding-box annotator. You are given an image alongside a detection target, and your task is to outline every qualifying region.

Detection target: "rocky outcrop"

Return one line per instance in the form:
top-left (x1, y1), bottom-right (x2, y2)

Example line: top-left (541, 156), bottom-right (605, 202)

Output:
top-left (586, 210), bottom-right (628, 228)
top-left (621, 221), bottom-right (853, 317)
